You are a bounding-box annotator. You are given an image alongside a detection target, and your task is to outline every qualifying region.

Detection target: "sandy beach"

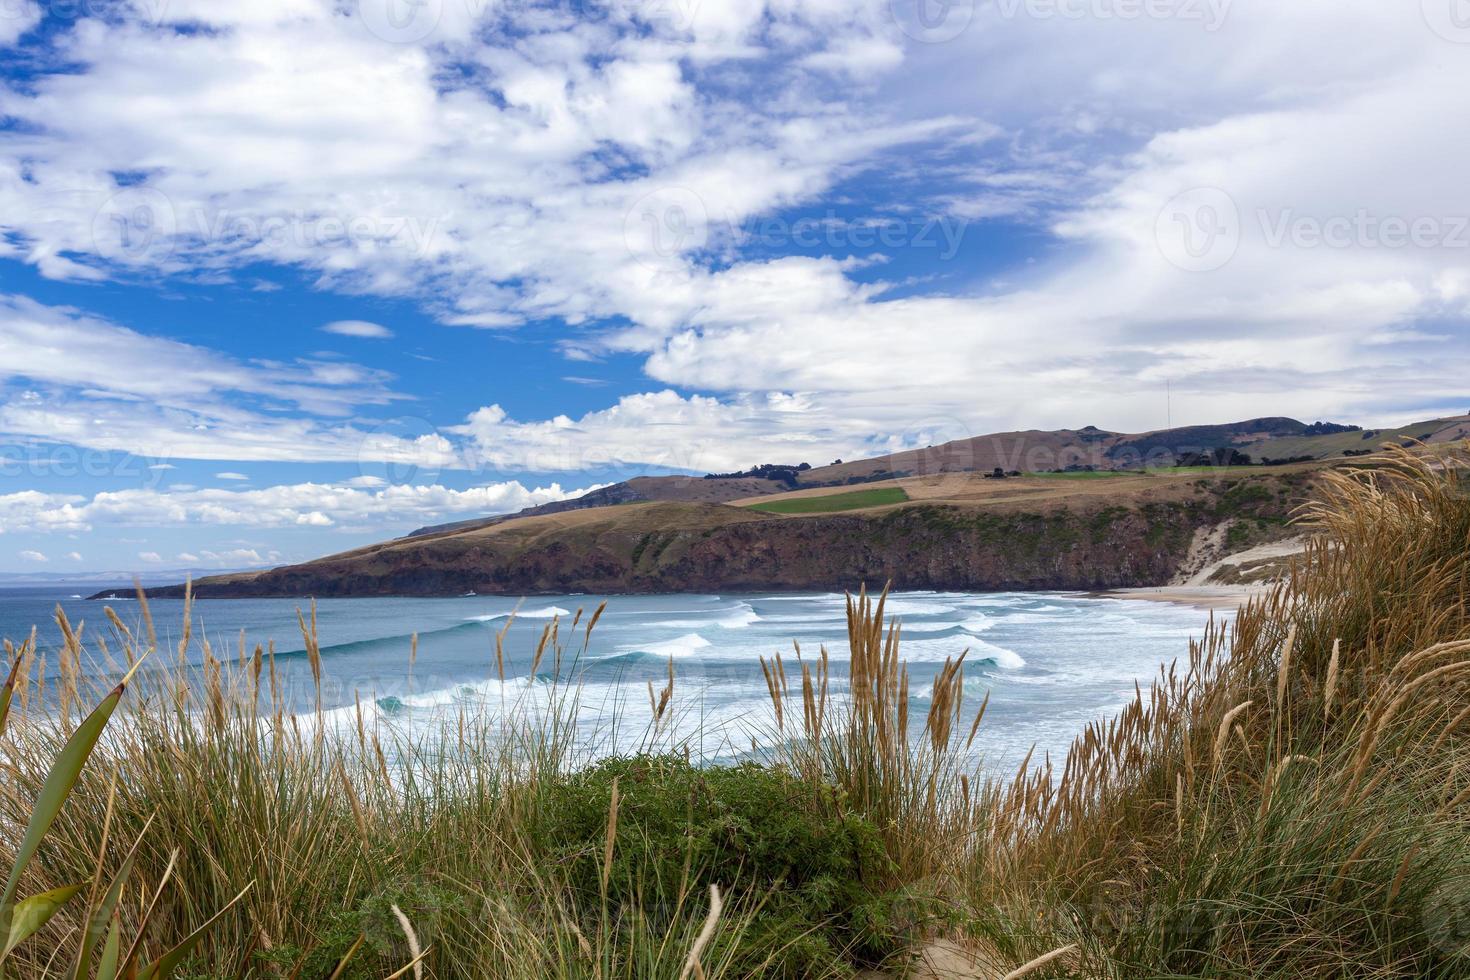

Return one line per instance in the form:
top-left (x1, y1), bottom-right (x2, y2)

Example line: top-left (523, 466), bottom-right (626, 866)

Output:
top-left (1089, 585), bottom-right (1269, 611)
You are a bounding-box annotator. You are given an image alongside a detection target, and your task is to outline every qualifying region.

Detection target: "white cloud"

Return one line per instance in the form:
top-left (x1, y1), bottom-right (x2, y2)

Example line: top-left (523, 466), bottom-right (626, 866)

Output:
top-left (322, 320), bottom-right (394, 339)
top-left (0, 295), bottom-right (395, 414)
top-left (0, 295), bottom-right (460, 465)
top-left (138, 552), bottom-right (163, 563)
top-left (456, 389), bottom-right (880, 472)
top-left (215, 472), bottom-right (250, 481)
top-left (0, 1), bottom-right (951, 334)
top-left (66, 551), bottom-right (83, 562)
top-left (0, 479), bottom-right (595, 534)
top-left (198, 548), bottom-right (275, 568)
top-left (0, 2), bottom-right (40, 47)
top-left (18, 549), bottom-right (47, 563)
top-left (0, 0), bottom-right (1464, 474)
top-left (176, 552), bottom-right (200, 563)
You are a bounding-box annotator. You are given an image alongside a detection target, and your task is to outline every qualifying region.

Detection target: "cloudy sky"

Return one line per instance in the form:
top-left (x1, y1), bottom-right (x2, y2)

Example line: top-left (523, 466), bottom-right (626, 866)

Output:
top-left (1, 0), bottom-right (1467, 572)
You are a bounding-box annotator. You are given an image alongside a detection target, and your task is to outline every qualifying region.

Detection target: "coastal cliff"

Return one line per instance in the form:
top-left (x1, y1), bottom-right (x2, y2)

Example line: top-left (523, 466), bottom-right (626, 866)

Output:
top-left (125, 469), bottom-right (1306, 598)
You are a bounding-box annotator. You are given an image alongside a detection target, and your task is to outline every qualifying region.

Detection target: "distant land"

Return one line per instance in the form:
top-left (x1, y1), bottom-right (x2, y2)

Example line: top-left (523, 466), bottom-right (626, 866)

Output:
top-left (117, 414), bottom-right (1470, 600)
top-left (3, 567), bottom-right (247, 588)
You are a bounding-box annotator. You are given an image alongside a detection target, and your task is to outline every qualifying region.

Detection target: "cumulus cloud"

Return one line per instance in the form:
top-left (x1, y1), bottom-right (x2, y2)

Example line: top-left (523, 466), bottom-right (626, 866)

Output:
top-left (455, 389), bottom-right (875, 473)
top-left (18, 549), bottom-right (47, 562)
top-left (0, 479), bottom-right (596, 535)
top-left (0, 1), bottom-right (952, 331)
top-left (0, 0), bottom-right (1464, 484)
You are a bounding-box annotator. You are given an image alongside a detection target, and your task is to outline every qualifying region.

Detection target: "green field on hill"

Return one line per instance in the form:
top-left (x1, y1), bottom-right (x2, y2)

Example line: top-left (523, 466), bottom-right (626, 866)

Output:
top-left (747, 486), bottom-right (909, 513)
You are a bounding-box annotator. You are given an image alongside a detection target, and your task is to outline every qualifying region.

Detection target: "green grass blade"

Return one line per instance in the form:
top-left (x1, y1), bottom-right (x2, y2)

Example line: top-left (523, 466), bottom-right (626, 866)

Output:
top-left (94, 914), bottom-right (122, 980)
top-left (71, 814), bottom-right (152, 980)
top-left (135, 882), bottom-right (253, 980)
top-left (0, 654), bottom-right (21, 737)
top-left (2, 883), bottom-right (85, 956)
top-left (0, 656), bottom-right (146, 955)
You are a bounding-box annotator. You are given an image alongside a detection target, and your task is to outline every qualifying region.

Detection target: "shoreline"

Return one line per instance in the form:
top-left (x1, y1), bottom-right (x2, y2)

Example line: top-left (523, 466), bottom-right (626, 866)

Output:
top-left (1089, 584), bottom-right (1268, 611)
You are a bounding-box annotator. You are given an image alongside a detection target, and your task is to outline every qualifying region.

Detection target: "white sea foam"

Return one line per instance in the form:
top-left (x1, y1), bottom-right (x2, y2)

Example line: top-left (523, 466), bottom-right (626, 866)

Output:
top-left (656, 602), bottom-right (761, 630)
top-left (974, 639), bottom-right (1026, 670)
top-left (960, 614), bottom-right (994, 633)
top-left (884, 599), bottom-right (958, 617)
top-left (466, 605), bottom-right (571, 623)
top-left (620, 632), bottom-right (712, 659)
top-left (883, 635), bottom-right (1024, 669)
top-left (897, 621), bottom-right (956, 633)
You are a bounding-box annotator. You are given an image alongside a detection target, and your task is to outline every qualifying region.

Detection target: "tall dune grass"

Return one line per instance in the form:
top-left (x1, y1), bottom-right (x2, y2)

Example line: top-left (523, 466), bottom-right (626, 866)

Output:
top-left (1, 445), bottom-right (1467, 977)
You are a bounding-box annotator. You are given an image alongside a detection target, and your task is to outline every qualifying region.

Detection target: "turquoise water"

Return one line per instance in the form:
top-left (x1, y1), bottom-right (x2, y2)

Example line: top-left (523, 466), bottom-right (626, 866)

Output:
top-left (0, 587), bottom-right (1217, 773)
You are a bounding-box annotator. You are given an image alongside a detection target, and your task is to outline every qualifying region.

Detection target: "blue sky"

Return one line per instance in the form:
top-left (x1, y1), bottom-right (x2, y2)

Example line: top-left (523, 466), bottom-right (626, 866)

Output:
top-left (1, 0), bottom-right (1467, 572)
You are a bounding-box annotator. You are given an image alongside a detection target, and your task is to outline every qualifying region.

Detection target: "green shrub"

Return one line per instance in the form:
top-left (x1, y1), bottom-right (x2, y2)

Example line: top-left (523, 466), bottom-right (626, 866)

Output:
top-left (536, 755), bottom-right (904, 975)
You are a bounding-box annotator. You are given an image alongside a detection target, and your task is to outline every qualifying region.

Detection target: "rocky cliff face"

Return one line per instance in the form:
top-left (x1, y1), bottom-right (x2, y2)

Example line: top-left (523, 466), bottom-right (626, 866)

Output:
top-left (133, 475), bottom-right (1300, 599)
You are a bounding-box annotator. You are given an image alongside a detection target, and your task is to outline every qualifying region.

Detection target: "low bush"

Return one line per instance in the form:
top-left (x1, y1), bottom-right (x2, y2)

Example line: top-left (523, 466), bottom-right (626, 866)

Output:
top-left (538, 755), bottom-right (903, 974)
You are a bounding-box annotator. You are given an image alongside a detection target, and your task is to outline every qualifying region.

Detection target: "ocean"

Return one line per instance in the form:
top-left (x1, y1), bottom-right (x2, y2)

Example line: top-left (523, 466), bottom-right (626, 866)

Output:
top-left (0, 586), bottom-right (1219, 774)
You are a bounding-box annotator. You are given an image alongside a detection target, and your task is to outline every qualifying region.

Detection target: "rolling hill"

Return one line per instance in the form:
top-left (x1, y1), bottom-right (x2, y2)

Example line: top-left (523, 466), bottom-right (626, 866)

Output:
top-left (115, 414), bottom-right (1470, 600)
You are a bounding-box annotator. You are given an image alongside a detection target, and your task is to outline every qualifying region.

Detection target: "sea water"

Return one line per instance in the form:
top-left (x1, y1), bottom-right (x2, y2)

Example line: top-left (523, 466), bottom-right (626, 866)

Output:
top-left (0, 587), bottom-right (1218, 774)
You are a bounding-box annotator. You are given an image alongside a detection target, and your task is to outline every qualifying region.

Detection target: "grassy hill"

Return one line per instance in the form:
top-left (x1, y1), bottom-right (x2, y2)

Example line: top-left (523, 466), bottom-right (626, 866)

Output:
top-left (406, 414), bottom-right (1469, 539)
top-left (132, 463), bottom-right (1324, 598)
top-left (126, 415), bottom-right (1470, 600)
